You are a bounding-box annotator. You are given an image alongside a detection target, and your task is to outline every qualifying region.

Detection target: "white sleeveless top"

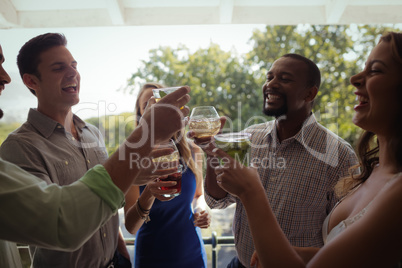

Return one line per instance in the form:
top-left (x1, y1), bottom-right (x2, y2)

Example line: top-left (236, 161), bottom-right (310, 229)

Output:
top-left (322, 193), bottom-right (369, 244)
top-left (322, 172), bottom-right (402, 244)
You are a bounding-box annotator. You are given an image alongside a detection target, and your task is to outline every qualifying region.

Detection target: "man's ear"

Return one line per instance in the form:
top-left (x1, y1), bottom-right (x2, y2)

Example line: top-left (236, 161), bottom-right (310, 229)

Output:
top-left (305, 86), bottom-right (318, 103)
top-left (22, 73), bottom-right (39, 95)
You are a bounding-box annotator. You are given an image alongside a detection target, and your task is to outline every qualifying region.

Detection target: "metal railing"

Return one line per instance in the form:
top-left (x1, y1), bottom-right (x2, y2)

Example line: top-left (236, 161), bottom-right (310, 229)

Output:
top-left (17, 232), bottom-right (235, 268)
top-left (203, 232), bottom-right (235, 268)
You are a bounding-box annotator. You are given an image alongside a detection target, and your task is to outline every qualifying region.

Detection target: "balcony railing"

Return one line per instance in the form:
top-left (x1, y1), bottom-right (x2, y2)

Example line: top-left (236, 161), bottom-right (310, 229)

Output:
top-left (203, 232), bottom-right (235, 268)
top-left (17, 232), bottom-right (234, 268)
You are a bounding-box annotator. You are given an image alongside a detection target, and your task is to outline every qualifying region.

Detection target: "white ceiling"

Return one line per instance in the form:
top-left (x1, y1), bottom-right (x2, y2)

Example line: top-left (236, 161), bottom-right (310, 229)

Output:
top-left (1, 0), bottom-right (401, 29)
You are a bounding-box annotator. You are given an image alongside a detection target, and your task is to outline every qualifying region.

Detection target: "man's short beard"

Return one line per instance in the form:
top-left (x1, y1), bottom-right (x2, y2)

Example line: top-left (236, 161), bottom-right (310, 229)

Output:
top-left (263, 105), bottom-right (287, 118)
top-left (263, 96), bottom-right (288, 118)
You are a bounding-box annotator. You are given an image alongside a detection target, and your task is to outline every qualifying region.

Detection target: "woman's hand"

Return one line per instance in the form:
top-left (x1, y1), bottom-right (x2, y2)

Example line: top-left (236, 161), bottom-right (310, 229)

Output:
top-left (146, 179), bottom-right (178, 201)
top-left (187, 116), bottom-right (227, 153)
top-left (135, 147), bottom-right (179, 184)
top-left (193, 210), bottom-right (211, 229)
top-left (212, 148), bottom-right (262, 200)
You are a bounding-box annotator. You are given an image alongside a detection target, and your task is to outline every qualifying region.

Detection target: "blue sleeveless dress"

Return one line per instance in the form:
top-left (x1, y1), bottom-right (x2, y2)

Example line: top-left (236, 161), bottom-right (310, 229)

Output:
top-left (134, 166), bottom-right (207, 268)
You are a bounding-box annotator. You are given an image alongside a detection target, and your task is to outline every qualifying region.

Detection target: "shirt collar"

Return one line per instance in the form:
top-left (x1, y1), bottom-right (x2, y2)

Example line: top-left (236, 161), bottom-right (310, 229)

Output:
top-left (264, 113), bottom-right (317, 144)
top-left (27, 108), bottom-right (87, 138)
top-left (293, 113), bottom-right (318, 145)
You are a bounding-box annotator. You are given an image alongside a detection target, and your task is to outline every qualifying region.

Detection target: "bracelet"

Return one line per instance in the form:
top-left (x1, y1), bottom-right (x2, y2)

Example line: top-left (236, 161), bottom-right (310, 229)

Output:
top-left (136, 199), bottom-right (151, 223)
top-left (137, 198), bottom-right (151, 213)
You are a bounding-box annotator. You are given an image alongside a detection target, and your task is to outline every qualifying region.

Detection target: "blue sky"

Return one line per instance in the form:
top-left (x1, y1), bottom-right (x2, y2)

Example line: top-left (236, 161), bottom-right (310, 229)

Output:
top-left (0, 24), bottom-right (265, 122)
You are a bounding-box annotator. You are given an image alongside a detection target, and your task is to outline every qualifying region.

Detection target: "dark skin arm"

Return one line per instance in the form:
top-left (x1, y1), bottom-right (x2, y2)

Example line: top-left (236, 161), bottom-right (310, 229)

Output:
top-left (188, 116), bottom-right (227, 199)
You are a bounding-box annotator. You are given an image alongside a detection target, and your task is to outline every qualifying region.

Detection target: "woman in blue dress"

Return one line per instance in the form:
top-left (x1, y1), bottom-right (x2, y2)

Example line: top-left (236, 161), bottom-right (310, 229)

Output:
top-left (124, 83), bottom-right (210, 267)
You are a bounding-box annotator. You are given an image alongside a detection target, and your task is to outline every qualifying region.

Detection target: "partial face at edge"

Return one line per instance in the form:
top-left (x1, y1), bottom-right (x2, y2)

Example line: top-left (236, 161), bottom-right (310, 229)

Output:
top-left (351, 41), bottom-right (402, 134)
top-left (0, 45), bottom-right (12, 96)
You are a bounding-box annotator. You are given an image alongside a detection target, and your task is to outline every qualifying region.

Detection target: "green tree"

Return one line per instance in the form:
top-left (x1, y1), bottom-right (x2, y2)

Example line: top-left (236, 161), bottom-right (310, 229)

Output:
top-left (123, 24), bottom-right (401, 147)
top-left (124, 43), bottom-right (264, 132)
top-left (247, 24), bottom-right (400, 145)
top-left (86, 112), bottom-right (135, 156)
top-left (0, 122), bottom-right (21, 145)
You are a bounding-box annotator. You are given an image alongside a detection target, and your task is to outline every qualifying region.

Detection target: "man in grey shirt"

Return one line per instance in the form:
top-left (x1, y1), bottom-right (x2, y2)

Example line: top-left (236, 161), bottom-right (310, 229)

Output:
top-left (0, 33), bottom-right (126, 267)
top-left (1, 41), bottom-right (192, 268)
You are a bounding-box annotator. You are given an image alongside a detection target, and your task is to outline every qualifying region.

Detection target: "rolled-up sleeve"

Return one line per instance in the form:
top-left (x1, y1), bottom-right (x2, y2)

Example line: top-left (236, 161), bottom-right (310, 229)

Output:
top-left (80, 164), bottom-right (125, 212)
top-left (203, 180), bottom-right (237, 209)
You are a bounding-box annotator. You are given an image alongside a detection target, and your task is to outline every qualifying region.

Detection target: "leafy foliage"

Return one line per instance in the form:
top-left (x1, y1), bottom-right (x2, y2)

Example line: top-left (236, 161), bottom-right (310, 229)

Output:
top-left (0, 122), bottom-right (21, 145)
top-left (123, 43), bottom-right (264, 132)
top-left (86, 112), bottom-right (135, 156)
top-left (2, 25), bottom-right (401, 154)
top-left (124, 24), bottom-right (401, 147)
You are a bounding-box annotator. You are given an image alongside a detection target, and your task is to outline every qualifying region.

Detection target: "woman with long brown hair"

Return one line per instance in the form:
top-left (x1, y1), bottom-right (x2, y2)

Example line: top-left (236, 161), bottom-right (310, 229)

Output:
top-left (124, 83), bottom-right (210, 267)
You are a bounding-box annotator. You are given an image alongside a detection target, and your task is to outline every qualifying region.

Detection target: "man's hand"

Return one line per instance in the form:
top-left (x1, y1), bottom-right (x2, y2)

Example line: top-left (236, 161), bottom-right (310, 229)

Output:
top-left (140, 86), bottom-right (191, 145)
top-left (187, 116), bottom-right (226, 153)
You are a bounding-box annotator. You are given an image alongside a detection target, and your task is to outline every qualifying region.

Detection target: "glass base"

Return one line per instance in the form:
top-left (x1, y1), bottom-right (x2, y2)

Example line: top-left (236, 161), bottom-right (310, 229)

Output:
top-left (162, 192), bottom-right (181, 198)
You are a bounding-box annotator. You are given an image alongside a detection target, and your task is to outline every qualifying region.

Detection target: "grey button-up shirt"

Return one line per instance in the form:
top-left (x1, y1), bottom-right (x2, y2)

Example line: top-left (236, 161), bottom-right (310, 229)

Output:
top-left (0, 108), bottom-right (118, 268)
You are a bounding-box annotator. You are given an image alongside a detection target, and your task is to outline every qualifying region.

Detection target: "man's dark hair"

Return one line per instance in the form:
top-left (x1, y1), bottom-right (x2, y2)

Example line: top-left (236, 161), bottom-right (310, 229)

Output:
top-left (281, 53), bottom-right (321, 90)
top-left (17, 33), bottom-right (67, 95)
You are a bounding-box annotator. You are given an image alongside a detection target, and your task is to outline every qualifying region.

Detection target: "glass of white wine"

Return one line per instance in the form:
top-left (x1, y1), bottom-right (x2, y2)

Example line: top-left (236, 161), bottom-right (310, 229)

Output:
top-left (188, 106), bottom-right (221, 139)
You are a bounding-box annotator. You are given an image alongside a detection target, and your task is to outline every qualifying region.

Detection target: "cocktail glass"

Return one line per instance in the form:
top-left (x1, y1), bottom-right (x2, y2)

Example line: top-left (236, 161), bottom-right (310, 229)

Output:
top-left (214, 132), bottom-right (252, 166)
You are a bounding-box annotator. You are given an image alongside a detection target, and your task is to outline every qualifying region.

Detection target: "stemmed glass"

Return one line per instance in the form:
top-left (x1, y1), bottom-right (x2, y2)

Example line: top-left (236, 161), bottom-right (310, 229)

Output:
top-left (188, 106), bottom-right (221, 139)
top-left (152, 139), bottom-right (182, 197)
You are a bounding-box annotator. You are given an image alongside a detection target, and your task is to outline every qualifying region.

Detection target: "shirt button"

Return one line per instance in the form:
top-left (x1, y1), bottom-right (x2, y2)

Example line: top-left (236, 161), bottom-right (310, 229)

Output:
top-left (104, 233), bottom-right (107, 237)
top-left (71, 137), bottom-right (75, 141)
top-left (65, 161), bottom-right (69, 165)
top-left (270, 177), bottom-right (277, 182)
top-left (87, 159), bottom-right (90, 164)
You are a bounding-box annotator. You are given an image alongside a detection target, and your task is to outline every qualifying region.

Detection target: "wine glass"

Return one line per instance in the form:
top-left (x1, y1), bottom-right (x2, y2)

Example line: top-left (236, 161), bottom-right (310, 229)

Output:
top-left (188, 106), bottom-right (221, 139)
top-left (152, 139), bottom-right (182, 197)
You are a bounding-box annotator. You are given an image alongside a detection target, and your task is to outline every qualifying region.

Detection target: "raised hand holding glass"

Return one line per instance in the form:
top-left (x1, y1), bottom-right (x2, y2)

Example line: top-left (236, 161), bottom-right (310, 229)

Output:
top-left (152, 140), bottom-right (182, 197)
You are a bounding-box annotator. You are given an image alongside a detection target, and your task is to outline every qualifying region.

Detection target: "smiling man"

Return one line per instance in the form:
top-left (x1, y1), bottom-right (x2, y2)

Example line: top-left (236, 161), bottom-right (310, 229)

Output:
top-left (0, 41), bottom-right (192, 268)
top-left (0, 33), bottom-right (130, 268)
top-left (200, 53), bottom-right (359, 268)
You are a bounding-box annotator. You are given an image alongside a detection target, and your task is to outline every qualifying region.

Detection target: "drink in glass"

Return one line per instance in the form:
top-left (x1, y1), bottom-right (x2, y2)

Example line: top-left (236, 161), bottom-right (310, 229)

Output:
top-left (214, 132), bottom-right (252, 166)
top-left (160, 164), bottom-right (183, 197)
top-left (152, 87), bottom-right (181, 102)
top-left (189, 106), bottom-right (221, 138)
top-left (152, 140), bottom-right (182, 197)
